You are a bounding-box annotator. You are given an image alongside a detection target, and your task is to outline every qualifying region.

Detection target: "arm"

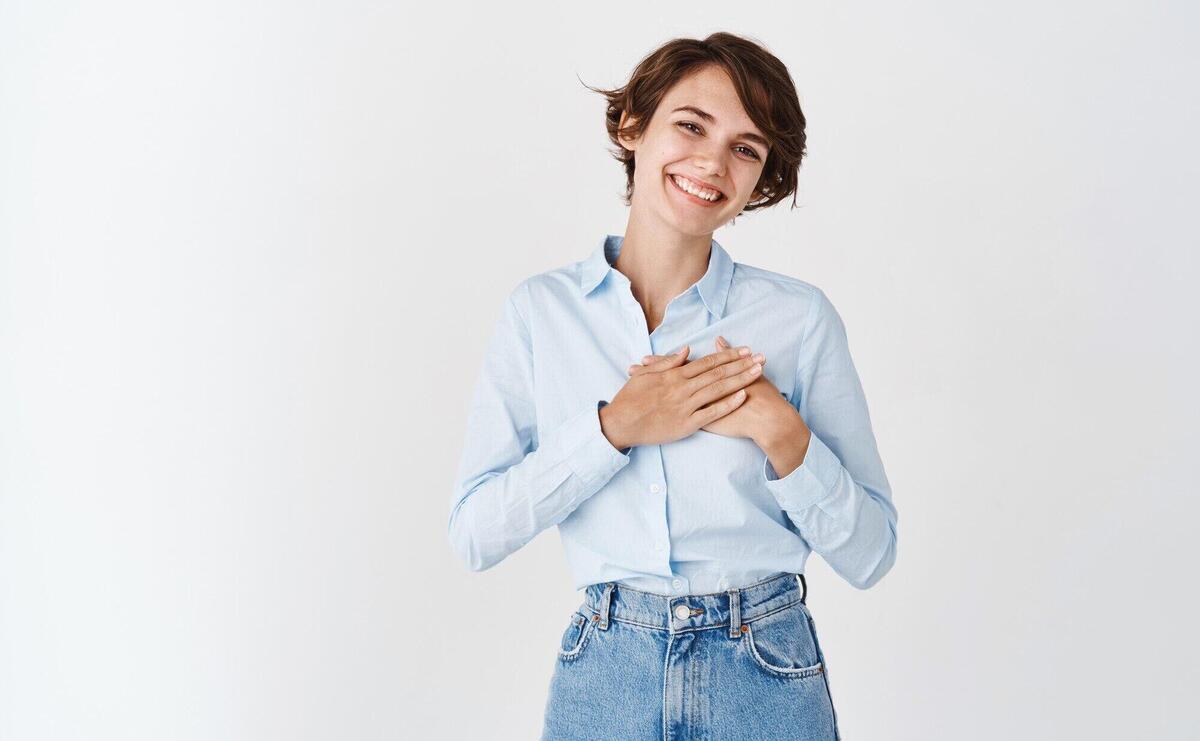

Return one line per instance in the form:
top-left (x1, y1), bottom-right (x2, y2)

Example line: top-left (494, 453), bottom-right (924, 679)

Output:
top-left (447, 283), bottom-right (632, 572)
top-left (757, 288), bottom-right (899, 589)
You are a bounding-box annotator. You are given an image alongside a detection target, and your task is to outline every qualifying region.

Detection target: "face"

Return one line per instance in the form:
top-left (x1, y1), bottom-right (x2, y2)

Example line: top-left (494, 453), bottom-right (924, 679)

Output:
top-left (618, 64), bottom-right (770, 234)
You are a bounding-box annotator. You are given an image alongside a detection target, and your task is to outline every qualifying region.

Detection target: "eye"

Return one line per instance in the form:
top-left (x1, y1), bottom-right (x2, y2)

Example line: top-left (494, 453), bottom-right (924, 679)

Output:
top-left (676, 121), bottom-right (762, 161)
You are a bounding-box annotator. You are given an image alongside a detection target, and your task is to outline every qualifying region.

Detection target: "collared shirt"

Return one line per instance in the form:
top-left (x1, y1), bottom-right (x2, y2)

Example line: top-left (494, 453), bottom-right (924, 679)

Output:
top-left (448, 233), bottom-right (898, 595)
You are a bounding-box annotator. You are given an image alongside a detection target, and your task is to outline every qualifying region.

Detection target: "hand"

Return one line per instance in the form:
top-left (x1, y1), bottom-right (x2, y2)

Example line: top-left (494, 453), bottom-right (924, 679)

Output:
top-left (598, 344), bottom-right (765, 450)
top-left (628, 335), bottom-right (796, 444)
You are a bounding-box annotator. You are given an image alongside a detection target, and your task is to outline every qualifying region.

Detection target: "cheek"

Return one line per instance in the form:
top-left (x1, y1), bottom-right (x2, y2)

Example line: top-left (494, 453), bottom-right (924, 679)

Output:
top-left (652, 138), bottom-right (693, 166)
top-left (739, 170), bottom-right (764, 198)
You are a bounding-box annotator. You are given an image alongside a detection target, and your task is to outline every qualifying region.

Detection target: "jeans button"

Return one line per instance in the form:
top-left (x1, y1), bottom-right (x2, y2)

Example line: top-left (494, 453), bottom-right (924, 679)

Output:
top-left (673, 604), bottom-right (690, 620)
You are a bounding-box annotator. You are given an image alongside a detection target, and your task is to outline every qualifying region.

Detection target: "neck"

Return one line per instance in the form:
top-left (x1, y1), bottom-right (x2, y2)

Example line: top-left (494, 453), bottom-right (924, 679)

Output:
top-left (613, 206), bottom-right (713, 320)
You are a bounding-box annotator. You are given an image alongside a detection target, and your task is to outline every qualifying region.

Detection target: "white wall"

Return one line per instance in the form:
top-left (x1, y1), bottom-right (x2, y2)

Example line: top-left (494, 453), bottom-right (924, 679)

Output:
top-left (2, 1), bottom-right (1197, 739)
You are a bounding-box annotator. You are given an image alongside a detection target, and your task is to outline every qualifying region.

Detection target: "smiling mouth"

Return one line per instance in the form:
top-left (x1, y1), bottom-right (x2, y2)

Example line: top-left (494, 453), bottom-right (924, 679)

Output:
top-left (667, 173), bottom-right (727, 206)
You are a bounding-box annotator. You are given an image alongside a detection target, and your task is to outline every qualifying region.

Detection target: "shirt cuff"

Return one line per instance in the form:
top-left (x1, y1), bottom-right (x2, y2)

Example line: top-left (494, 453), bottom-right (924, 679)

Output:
top-left (761, 429), bottom-right (842, 511)
top-left (595, 400), bottom-right (633, 455)
top-left (555, 400), bottom-right (632, 486)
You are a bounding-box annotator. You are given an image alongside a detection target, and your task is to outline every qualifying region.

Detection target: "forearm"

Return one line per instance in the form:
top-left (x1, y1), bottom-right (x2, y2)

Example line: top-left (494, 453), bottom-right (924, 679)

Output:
top-left (755, 409), bottom-right (811, 480)
top-left (449, 400), bottom-right (631, 572)
top-left (756, 406), bottom-right (897, 590)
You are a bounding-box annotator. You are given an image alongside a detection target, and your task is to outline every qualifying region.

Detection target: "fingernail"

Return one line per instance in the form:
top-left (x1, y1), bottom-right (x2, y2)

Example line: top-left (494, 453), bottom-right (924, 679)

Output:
top-left (642, 356), bottom-right (652, 363)
top-left (676, 347), bottom-right (687, 356)
top-left (752, 353), bottom-right (764, 363)
top-left (738, 347), bottom-right (750, 357)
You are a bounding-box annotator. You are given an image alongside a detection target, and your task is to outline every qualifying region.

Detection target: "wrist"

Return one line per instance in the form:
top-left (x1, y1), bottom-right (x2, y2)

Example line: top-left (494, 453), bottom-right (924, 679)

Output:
top-left (599, 400), bottom-right (632, 451)
top-left (757, 410), bottom-right (810, 461)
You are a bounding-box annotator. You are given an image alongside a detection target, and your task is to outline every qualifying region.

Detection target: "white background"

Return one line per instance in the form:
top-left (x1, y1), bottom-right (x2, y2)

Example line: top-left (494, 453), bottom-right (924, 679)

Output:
top-left (2, 1), bottom-right (1197, 739)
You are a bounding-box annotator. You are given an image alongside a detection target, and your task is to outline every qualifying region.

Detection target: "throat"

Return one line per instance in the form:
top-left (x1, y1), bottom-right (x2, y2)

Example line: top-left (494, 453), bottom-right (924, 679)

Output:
top-left (643, 308), bottom-right (664, 335)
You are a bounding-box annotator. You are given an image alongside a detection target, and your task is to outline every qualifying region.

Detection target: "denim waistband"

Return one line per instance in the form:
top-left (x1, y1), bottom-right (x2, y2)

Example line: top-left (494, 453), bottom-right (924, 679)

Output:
top-left (582, 572), bottom-right (807, 637)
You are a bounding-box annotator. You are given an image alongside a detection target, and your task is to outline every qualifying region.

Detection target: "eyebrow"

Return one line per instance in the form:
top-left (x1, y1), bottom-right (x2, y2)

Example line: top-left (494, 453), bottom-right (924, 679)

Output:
top-left (671, 105), bottom-right (770, 149)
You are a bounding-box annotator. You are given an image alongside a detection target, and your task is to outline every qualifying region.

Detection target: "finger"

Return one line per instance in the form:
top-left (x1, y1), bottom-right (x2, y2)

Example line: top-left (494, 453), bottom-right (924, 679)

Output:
top-left (641, 344), bottom-right (689, 371)
top-left (678, 345), bottom-right (750, 379)
top-left (712, 335), bottom-right (763, 365)
top-left (628, 356), bottom-right (664, 375)
top-left (630, 354), bottom-right (667, 374)
top-left (688, 355), bottom-right (764, 405)
top-left (693, 387), bottom-right (748, 427)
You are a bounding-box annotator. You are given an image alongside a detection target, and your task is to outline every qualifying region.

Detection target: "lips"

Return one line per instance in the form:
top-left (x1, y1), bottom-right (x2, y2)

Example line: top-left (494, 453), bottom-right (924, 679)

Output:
top-left (667, 173), bottom-right (726, 206)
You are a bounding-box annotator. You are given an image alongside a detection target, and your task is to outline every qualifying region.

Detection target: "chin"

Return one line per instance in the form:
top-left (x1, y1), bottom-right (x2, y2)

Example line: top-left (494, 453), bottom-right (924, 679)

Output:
top-left (665, 215), bottom-right (717, 238)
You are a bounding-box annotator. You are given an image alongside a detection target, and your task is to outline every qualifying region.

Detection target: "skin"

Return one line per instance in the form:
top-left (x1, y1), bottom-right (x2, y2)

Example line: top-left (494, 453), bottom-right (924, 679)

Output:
top-left (629, 337), bottom-right (813, 479)
top-left (597, 64), bottom-right (813, 477)
top-left (609, 63), bottom-right (769, 333)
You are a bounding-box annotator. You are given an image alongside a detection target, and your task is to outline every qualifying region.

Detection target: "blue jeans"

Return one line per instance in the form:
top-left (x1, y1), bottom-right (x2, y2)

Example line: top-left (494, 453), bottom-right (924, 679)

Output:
top-left (541, 572), bottom-right (840, 740)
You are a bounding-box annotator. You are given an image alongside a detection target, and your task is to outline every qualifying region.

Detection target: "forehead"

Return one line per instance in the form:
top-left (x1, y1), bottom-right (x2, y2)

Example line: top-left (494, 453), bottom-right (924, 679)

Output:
top-left (657, 65), bottom-right (762, 135)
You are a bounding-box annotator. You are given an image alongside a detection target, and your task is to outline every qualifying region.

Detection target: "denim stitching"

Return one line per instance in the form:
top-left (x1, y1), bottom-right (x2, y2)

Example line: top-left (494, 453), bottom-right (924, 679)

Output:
top-left (556, 612), bottom-right (595, 661)
top-left (581, 598), bottom-right (806, 633)
top-left (605, 571), bottom-right (795, 598)
top-left (744, 622), bottom-right (825, 678)
top-left (661, 631), bottom-right (673, 741)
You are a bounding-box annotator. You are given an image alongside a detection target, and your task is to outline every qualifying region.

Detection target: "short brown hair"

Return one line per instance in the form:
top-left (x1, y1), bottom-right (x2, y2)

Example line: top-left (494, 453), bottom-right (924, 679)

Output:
top-left (581, 32), bottom-right (807, 214)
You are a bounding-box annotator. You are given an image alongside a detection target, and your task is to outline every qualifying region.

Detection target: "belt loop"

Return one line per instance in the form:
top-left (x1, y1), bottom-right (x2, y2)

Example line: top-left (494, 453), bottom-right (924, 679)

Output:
top-left (597, 583), bottom-right (615, 631)
top-left (727, 588), bottom-right (742, 639)
top-left (797, 573), bottom-right (808, 604)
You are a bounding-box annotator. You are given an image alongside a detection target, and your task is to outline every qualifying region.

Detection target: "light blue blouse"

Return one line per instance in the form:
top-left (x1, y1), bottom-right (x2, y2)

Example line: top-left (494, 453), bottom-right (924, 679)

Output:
top-left (448, 234), bottom-right (898, 595)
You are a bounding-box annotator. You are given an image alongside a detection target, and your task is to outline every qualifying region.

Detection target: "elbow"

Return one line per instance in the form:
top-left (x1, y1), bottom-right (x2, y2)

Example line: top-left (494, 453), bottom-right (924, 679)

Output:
top-left (454, 550), bottom-right (496, 574)
top-left (849, 526), bottom-right (898, 590)
top-left (446, 500), bottom-right (501, 573)
top-left (447, 527), bottom-right (497, 573)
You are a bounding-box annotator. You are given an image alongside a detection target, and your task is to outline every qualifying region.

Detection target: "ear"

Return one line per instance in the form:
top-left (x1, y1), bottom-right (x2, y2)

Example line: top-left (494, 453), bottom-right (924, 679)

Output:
top-left (617, 109), bottom-right (641, 152)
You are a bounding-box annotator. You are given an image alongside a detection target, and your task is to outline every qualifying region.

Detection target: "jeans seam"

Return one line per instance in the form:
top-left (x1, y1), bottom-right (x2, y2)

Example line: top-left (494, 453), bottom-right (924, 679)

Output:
top-left (580, 598), bottom-right (804, 633)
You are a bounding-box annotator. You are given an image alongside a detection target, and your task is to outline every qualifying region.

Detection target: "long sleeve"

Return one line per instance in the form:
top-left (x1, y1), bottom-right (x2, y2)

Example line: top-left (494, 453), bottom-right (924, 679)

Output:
top-left (447, 283), bottom-right (632, 572)
top-left (760, 288), bottom-right (899, 589)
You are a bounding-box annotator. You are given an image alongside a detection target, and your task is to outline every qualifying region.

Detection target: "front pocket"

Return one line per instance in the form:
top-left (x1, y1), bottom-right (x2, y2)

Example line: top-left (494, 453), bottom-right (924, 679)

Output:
top-left (743, 602), bottom-right (824, 678)
top-left (556, 611), bottom-right (595, 661)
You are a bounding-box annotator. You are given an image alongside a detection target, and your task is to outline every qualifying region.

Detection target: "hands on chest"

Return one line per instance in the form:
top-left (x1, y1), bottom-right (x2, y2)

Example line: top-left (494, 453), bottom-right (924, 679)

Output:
top-left (598, 334), bottom-right (807, 454)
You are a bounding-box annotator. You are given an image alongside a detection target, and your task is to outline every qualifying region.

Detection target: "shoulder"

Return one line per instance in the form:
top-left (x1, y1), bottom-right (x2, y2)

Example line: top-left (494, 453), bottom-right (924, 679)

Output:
top-left (496, 258), bottom-right (586, 325)
top-left (727, 257), bottom-right (834, 325)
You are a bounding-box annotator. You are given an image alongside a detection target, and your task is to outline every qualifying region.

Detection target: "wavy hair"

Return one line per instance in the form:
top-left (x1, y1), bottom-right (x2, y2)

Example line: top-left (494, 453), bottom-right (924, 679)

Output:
top-left (580, 32), bottom-right (807, 215)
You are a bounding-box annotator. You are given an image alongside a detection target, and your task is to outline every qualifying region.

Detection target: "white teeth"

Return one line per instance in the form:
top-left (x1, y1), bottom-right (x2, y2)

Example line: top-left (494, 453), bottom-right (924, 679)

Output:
top-left (672, 175), bottom-right (721, 201)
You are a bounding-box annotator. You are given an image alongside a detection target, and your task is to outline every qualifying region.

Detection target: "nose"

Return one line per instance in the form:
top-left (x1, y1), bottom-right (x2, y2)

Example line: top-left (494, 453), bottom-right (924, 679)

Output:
top-left (694, 144), bottom-right (728, 179)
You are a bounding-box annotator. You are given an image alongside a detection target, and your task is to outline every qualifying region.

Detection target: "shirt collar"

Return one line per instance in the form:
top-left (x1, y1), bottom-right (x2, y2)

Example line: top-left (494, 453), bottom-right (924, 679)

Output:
top-left (578, 233), bottom-right (735, 319)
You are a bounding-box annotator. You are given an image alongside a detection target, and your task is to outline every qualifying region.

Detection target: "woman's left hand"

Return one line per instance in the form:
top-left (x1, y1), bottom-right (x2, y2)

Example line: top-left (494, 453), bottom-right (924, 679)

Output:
top-left (627, 335), bottom-right (805, 445)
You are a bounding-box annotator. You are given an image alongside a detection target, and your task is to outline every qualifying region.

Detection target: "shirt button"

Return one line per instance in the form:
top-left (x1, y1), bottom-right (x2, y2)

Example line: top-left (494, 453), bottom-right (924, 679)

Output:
top-left (673, 604), bottom-right (690, 620)
top-left (649, 483), bottom-right (661, 494)
top-left (672, 578), bottom-right (683, 590)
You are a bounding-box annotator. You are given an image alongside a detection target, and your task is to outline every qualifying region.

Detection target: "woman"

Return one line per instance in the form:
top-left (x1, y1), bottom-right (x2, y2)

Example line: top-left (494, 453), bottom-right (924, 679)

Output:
top-left (448, 32), bottom-right (898, 741)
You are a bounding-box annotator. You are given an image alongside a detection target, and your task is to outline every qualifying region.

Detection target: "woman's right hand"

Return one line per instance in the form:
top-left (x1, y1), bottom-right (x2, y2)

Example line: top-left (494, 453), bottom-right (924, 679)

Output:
top-left (598, 344), bottom-right (764, 450)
